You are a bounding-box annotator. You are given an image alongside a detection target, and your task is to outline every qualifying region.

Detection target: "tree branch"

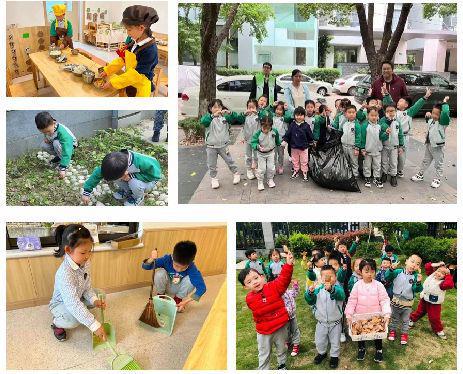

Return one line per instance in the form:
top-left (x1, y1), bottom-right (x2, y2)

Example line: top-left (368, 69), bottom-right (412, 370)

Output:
top-left (385, 3), bottom-right (413, 61)
top-left (379, 3), bottom-right (395, 54)
top-left (216, 3), bottom-right (240, 47)
top-left (355, 3), bottom-right (375, 56)
top-left (367, 3), bottom-right (374, 42)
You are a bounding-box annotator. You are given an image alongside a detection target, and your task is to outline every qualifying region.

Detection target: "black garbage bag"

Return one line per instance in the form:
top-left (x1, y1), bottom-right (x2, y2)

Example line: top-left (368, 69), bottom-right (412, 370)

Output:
top-left (309, 130), bottom-right (360, 192)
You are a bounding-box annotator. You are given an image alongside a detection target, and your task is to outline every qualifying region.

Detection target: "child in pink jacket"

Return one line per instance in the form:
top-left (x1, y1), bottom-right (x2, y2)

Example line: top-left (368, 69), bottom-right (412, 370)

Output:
top-left (345, 259), bottom-right (391, 363)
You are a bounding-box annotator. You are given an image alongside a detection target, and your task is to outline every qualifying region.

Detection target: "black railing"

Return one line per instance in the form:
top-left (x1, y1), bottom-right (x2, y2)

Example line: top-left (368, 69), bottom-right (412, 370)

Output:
top-left (236, 222), bottom-right (265, 250)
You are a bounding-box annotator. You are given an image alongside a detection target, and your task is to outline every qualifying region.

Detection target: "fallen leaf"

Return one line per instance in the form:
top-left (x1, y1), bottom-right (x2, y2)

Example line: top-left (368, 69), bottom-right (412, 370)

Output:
top-left (190, 172), bottom-right (196, 176)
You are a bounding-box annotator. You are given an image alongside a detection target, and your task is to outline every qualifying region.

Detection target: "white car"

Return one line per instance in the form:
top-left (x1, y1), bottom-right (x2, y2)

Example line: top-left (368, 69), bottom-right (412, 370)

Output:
top-left (180, 74), bottom-right (326, 117)
top-left (333, 74), bottom-right (367, 96)
top-left (276, 73), bottom-right (332, 96)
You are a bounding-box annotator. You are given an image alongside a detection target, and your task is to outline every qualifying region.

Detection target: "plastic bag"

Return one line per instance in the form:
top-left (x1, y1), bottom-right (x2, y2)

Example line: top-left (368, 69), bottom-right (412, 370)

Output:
top-left (309, 130), bottom-right (360, 192)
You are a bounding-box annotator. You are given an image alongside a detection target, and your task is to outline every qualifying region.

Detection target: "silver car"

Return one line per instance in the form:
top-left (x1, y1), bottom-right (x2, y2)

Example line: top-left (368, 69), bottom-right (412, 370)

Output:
top-left (276, 73), bottom-right (333, 96)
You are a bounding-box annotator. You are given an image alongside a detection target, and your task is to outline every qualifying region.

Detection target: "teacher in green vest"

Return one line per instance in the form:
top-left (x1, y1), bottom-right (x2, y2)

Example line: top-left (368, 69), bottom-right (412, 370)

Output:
top-left (249, 62), bottom-right (279, 103)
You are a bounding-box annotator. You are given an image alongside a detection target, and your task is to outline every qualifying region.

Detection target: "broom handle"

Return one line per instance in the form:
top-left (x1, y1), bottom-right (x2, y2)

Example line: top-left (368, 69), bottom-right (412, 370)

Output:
top-left (99, 294), bottom-right (105, 324)
top-left (149, 266), bottom-right (156, 300)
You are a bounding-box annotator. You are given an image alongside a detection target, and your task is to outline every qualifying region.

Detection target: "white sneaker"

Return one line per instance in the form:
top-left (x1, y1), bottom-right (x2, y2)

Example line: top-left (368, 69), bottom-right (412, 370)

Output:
top-left (211, 178), bottom-right (219, 189)
top-left (340, 333), bottom-right (346, 343)
top-left (268, 179), bottom-right (275, 188)
top-left (246, 169), bottom-right (256, 180)
top-left (411, 172), bottom-right (424, 182)
top-left (233, 173), bottom-right (241, 185)
top-left (408, 320), bottom-right (414, 327)
top-left (257, 181), bottom-right (265, 191)
top-left (431, 178), bottom-right (441, 188)
top-left (436, 331), bottom-right (447, 339)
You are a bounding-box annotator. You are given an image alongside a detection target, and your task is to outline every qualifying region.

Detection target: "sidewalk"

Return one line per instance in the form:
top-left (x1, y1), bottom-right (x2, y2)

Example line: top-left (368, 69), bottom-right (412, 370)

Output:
top-left (187, 119), bottom-right (457, 204)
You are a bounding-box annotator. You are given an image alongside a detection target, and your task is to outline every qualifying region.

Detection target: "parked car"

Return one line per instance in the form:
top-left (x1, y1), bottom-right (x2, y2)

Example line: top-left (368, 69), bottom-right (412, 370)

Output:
top-left (178, 65), bottom-right (202, 96)
top-left (276, 73), bottom-right (332, 96)
top-left (180, 75), bottom-right (326, 117)
top-left (333, 74), bottom-right (367, 96)
top-left (354, 72), bottom-right (457, 115)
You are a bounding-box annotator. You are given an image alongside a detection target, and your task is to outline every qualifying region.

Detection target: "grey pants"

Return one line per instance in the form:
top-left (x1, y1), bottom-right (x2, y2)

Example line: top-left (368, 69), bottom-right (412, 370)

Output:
top-left (245, 143), bottom-right (257, 169)
top-left (287, 316), bottom-right (301, 345)
top-left (381, 146), bottom-right (399, 176)
top-left (363, 153), bottom-right (381, 178)
top-left (114, 178), bottom-right (157, 199)
top-left (256, 152), bottom-right (275, 182)
top-left (41, 139), bottom-right (62, 158)
top-left (398, 134), bottom-right (409, 173)
top-left (419, 143), bottom-right (444, 179)
top-left (315, 320), bottom-right (342, 357)
top-left (154, 268), bottom-right (195, 299)
top-left (274, 145), bottom-right (285, 168)
top-left (343, 144), bottom-right (359, 177)
top-left (256, 323), bottom-right (288, 370)
top-left (390, 305), bottom-right (412, 333)
top-left (50, 297), bottom-right (94, 329)
top-left (206, 146), bottom-right (238, 179)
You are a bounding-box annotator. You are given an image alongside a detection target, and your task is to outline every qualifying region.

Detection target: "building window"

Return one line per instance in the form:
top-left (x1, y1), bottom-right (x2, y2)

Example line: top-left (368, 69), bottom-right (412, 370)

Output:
top-left (293, 5), bottom-right (305, 22)
top-left (287, 31), bottom-right (309, 40)
top-left (257, 53), bottom-right (271, 64)
top-left (295, 47), bottom-right (306, 65)
top-left (334, 48), bottom-right (358, 64)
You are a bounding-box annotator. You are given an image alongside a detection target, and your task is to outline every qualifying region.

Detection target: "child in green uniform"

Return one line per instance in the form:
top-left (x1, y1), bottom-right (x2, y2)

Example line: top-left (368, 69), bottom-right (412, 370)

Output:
top-left (338, 105), bottom-right (363, 178)
top-left (272, 102), bottom-right (292, 174)
top-left (244, 249), bottom-right (268, 277)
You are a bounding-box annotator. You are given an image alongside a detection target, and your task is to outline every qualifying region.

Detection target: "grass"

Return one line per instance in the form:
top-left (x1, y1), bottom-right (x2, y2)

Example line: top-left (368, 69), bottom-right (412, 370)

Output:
top-left (236, 258), bottom-right (457, 370)
top-left (6, 127), bottom-right (168, 206)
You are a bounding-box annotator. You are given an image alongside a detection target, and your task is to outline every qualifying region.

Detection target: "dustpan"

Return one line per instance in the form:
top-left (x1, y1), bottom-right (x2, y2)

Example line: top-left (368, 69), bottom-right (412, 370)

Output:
top-left (152, 295), bottom-right (177, 336)
top-left (93, 293), bottom-right (116, 351)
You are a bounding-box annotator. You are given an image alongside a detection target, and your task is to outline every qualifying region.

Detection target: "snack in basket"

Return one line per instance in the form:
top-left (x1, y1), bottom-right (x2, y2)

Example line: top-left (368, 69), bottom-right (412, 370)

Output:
top-left (351, 316), bottom-right (386, 335)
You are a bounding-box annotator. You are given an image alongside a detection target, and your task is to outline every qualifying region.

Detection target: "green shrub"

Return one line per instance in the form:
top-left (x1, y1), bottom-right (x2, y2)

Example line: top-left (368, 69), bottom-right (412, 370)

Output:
top-left (274, 234), bottom-right (289, 249)
top-left (288, 233), bottom-right (314, 257)
top-left (438, 229), bottom-right (457, 239)
top-left (178, 118), bottom-right (204, 143)
top-left (402, 222), bottom-right (428, 239)
top-left (309, 229), bottom-right (371, 251)
top-left (401, 236), bottom-right (457, 264)
top-left (353, 241), bottom-right (383, 259)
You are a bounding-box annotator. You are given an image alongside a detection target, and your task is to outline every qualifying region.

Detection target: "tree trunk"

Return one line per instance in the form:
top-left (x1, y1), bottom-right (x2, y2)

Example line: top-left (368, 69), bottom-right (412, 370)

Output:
top-left (225, 34), bottom-right (230, 68)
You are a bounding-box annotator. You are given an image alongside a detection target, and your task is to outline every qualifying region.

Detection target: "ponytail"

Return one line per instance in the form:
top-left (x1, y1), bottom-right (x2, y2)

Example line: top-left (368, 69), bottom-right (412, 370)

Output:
top-left (54, 224), bottom-right (93, 258)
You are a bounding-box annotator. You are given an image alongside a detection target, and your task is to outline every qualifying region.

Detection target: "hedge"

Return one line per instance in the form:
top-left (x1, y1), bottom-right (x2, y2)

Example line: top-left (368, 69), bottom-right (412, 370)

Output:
top-left (274, 234), bottom-right (289, 249)
top-left (288, 233), bottom-right (314, 257)
top-left (309, 229), bottom-right (371, 251)
top-left (401, 236), bottom-right (457, 264)
top-left (178, 118), bottom-right (204, 143)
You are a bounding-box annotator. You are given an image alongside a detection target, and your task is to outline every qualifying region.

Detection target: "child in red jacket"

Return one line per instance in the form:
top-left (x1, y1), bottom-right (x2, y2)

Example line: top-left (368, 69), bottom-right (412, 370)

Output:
top-left (409, 262), bottom-right (454, 339)
top-left (238, 250), bottom-right (294, 370)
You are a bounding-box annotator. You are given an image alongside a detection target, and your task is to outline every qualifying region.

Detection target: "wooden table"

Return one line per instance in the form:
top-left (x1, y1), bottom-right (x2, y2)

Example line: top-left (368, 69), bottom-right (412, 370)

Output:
top-left (29, 49), bottom-right (119, 97)
top-left (157, 44), bottom-right (168, 65)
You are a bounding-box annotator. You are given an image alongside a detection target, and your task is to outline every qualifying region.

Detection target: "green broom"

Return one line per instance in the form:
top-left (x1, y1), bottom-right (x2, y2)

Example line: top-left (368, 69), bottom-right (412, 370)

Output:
top-left (106, 342), bottom-right (142, 370)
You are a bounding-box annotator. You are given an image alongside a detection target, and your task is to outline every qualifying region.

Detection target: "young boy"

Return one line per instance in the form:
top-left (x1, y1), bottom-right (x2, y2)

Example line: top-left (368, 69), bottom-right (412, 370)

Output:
top-left (385, 254), bottom-right (423, 345)
top-left (381, 243), bottom-right (399, 265)
top-left (305, 265), bottom-right (346, 369)
top-left (376, 257), bottom-right (393, 298)
top-left (313, 104), bottom-right (332, 147)
top-left (244, 249), bottom-right (267, 277)
top-left (82, 149), bottom-right (162, 206)
top-left (332, 98), bottom-right (351, 130)
top-left (238, 250), bottom-right (294, 370)
top-left (35, 111), bottom-right (78, 178)
top-left (239, 99), bottom-right (260, 180)
top-left (251, 112), bottom-right (282, 190)
top-left (141, 242), bottom-right (206, 312)
top-left (409, 261), bottom-right (454, 339)
top-left (338, 105), bottom-right (362, 178)
top-left (348, 257), bottom-right (363, 293)
top-left (411, 96), bottom-right (451, 188)
top-left (272, 101), bottom-right (292, 174)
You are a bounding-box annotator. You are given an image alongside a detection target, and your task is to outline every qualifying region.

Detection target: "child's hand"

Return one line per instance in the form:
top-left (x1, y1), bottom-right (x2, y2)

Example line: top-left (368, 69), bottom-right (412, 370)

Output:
top-left (443, 96), bottom-right (450, 103)
top-left (417, 274), bottom-right (423, 282)
top-left (94, 299), bottom-right (107, 309)
top-left (354, 149), bottom-right (359, 156)
top-left (425, 111), bottom-right (432, 119)
top-left (121, 174), bottom-right (131, 182)
top-left (222, 109), bottom-right (231, 115)
top-left (368, 88), bottom-right (373, 96)
top-left (258, 145), bottom-right (264, 152)
top-left (281, 141), bottom-right (287, 148)
top-left (386, 127), bottom-right (392, 134)
top-left (342, 264), bottom-right (347, 271)
top-left (292, 279), bottom-right (299, 287)
top-left (150, 249), bottom-right (158, 260)
top-left (99, 71), bottom-right (108, 78)
top-left (94, 326), bottom-right (107, 342)
top-left (102, 80), bottom-right (112, 90)
top-left (355, 235), bottom-right (360, 243)
top-left (285, 251), bottom-right (294, 265)
top-left (391, 262), bottom-right (398, 270)
top-left (308, 285), bottom-right (315, 293)
top-left (324, 282), bottom-right (332, 292)
top-left (240, 139), bottom-right (245, 144)
top-left (44, 138), bottom-right (51, 144)
top-left (383, 316), bottom-right (390, 326)
top-left (82, 195), bottom-right (90, 205)
top-left (424, 87), bottom-right (432, 99)
top-left (306, 261), bottom-right (313, 269)
top-left (398, 147), bottom-right (404, 155)
top-left (362, 100), bottom-right (368, 109)
top-left (361, 150), bottom-right (366, 156)
top-left (58, 170), bottom-right (66, 179)
top-left (381, 83), bottom-right (389, 96)
top-left (302, 250), bottom-right (307, 258)
top-left (284, 103), bottom-right (288, 110)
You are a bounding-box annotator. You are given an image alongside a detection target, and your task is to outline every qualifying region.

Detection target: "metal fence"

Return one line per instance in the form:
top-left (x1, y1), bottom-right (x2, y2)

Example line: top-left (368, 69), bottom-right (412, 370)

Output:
top-left (236, 223), bottom-right (265, 250)
top-left (272, 222), bottom-right (361, 237)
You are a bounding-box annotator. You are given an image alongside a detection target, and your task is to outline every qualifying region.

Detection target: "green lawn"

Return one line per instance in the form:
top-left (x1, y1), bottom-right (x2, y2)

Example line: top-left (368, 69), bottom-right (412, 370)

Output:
top-left (236, 259), bottom-right (457, 370)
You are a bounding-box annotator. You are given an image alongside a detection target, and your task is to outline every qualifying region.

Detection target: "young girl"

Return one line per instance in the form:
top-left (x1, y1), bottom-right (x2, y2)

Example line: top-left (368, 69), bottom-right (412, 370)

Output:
top-left (306, 250), bottom-right (326, 288)
top-left (345, 259), bottom-right (391, 363)
top-left (272, 101), bottom-right (292, 174)
top-left (283, 279), bottom-right (301, 357)
top-left (100, 5), bottom-right (159, 97)
top-left (251, 113), bottom-right (281, 190)
top-left (305, 100), bottom-right (316, 133)
top-left (49, 224), bottom-right (107, 342)
top-left (201, 99), bottom-right (241, 189)
top-left (240, 99), bottom-right (260, 180)
top-left (267, 248), bottom-right (285, 281)
top-left (348, 258), bottom-right (363, 293)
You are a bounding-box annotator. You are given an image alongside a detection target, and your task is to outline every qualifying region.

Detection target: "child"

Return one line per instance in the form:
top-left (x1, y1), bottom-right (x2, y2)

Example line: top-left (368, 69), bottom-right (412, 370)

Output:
top-left (200, 99), bottom-right (241, 189)
top-left (240, 99), bottom-right (260, 180)
top-left (345, 259), bottom-right (391, 363)
top-left (376, 257), bottom-right (394, 299)
top-left (257, 95), bottom-right (270, 112)
top-left (305, 265), bottom-right (345, 369)
top-left (50, 4), bottom-right (73, 49)
top-left (142, 242), bottom-right (206, 312)
top-left (328, 253), bottom-right (347, 285)
top-left (49, 224), bottom-right (107, 342)
top-left (356, 107), bottom-right (387, 188)
top-left (409, 262), bottom-right (454, 339)
top-left (238, 250), bottom-right (294, 370)
top-left (251, 113), bottom-right (282, 190)
top-left (244, 249), bottom-right (268, 277)
top-left (332, 98), bottom-right (351, 129)
top-left (267, 248), bottom-right (285, 281)
top-left (82, 149), bottom-right (162, 206)
top-left (339, 105), bottom-right (362, 178)
top-left (383, 87), bottom-right (432, 177)
top-left (411, 96), bottom-right (451, 188)
top-left (272, 101), bottom-right (292, 174)
top-left (381, 243), bottom-right (399, 265)
top-left (100, 5), bottom-right (159, 96)
top-left (306, 250), bottom-right (326, 288)
top-left (305, 100), bottom-right (317, 132)
top-left (348, 257), bottom-right (363, 293)
top-left (35, 111), bottom-right (78, 179)
top-left (385, 254), bottom-right (423, 345)
top-left (282, 106), bottom-right (314, 181)
top-left (313, 104), bottom-right (332, 147)
top-left (333, 236), bottom-right (359, 291)
top-left (283, 279), bottom-right (301, 356)
top-left (379, 104), bottom-right (404, 187)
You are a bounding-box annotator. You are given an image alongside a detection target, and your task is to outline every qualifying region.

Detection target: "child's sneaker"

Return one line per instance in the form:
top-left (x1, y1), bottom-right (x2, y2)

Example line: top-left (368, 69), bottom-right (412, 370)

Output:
top-left (374, 178), bottom-right (384, 188)
top-left (302, 173), bottom-right (308, 182)
top-left (246, 169), bottom-right (256, 180)
top-left (291, 171), bottom-right (299, 179)
top-left (357, 348), bottom-right (366, 361)
top-left (211, 178), bottom-right (220, 189)
top-left (400, 333), bottom-right (408, 345)
top-left (124, 196), bottom-right (144, 206)
top-left (233, 173), bottom-right (241, 184)
top-left (291, 344), bottom-right (299, 357)
top-left (340, 333), bottom-right (346, 343)
top-left (51, 324), bottom-right (66, 341)
top-left (436, 331), bottom-right (447, 339)
top-left (397, 170), bottom-right (404, 178)
top-left (364, 177), bottom-right (371, 188)
top-left (381, 173), bottom-right (388, 183)
top-left (257, 181), bottom-right (265, 191)
top-left (431, 178), bottom-right (441, 188)
top-left (329, 356), bottom-right (339, 368)
top-left (388, 330), bottom-right (396, 341)
top-left (374, 349), bottom-right (383, 363)
top-left (390, 175), bottom-right (397, 187)
top-left (313, 353), bottom-right (327, 364)
top-left (268, 179), bottom-right (275, 188)
top-left (113, 190), bottom-right (130, 200)
top-left (276, 364), bottom-right (287, 370)
top-left (411, 172), bottom-right (424, 182)
top-left (408, 320), bottom-right (414, 328)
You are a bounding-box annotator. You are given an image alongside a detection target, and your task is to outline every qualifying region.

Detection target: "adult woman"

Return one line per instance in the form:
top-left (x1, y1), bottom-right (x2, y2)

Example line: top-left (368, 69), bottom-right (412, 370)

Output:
top-left (284, 69), bottom-right (311, 113)
top-left (50, 4), bottom-right (73, 49)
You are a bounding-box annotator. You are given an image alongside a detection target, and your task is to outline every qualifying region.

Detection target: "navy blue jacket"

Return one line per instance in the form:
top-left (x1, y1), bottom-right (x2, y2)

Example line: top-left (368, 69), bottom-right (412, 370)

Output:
top-left (133, 43), bottom-right (158, 91)
top-left (283, 120), bottom-right (314, 150)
